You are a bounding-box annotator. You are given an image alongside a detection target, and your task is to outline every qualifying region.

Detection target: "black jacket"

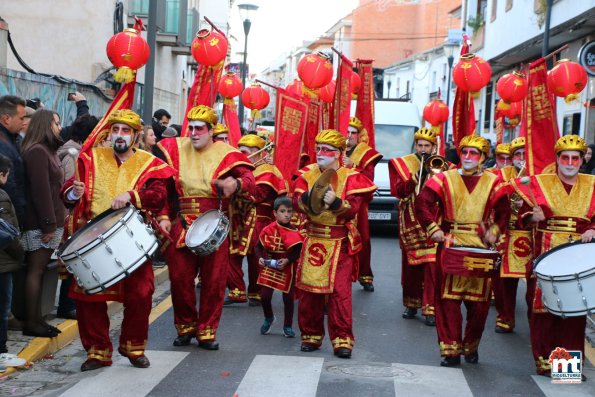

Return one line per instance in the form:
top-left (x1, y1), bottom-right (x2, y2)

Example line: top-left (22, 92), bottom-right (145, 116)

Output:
top-left (0, 124), bottom-right (26, 225)
top-left (60, 100), bottom-right (90, 142)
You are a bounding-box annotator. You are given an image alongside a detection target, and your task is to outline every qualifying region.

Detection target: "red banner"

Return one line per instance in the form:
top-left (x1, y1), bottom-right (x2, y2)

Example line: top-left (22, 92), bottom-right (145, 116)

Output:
top-left (304, 99), bottom-right (322, 163)
top-left (494, 109), bottom-right (505, 144)
top-left (222, 99), bottom-right (241, 147)
top-left (451, 38), bottom-right (476, 149)
top-left (524, 58), bottom-right (559, 175)
top-left (331, 54), bottom-right (353, 137)
top-left (436, 124), bottom-right (446, 156)
top-left (355, 59), bottom-right (376, 149)
top-left (273, 88), bottom-right (309, 181)
top-left (321, 101), bottom-right (331, 130)
top-left (181, 61), bottom-right (225, 137)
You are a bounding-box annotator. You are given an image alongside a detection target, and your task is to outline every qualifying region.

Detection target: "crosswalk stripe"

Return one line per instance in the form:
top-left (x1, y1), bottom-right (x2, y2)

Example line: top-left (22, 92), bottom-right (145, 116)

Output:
top-left (58, 350), bottom-right (189, 397)
top-left (392, 363), bottom-right (473, 397)
top-left (235, 354), bottom-right (324, 397)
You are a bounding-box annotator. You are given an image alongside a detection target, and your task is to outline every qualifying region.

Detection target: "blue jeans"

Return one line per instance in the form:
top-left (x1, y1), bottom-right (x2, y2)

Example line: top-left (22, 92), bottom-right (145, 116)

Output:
top-left (0, 272), bottom-right (12, 353)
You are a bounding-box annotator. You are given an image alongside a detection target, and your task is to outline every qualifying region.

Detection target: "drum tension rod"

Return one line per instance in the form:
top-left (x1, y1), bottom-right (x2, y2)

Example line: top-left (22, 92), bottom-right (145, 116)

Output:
top-left (99, 236), bottom-right (113, 254)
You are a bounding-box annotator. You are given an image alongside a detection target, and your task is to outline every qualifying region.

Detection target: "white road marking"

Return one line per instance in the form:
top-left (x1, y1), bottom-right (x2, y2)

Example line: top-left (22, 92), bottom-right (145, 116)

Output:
top-left (532, 374), bottom-right (595, 397)
top-left (59, 350), bottom-right (189, 397)
top-left (235, 354), bottom-right (324, 397)
top-left (392, 363), bottom-right (473, 397)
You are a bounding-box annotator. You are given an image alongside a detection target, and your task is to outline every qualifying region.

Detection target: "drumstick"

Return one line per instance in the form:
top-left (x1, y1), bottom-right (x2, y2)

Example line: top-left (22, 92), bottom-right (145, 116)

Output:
top-left (519, 176), bottom-right (538, 207)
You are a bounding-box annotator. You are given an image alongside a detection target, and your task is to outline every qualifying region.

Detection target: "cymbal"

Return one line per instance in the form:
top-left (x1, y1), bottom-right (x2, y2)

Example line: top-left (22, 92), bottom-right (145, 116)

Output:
top-left (308, 168), bottom-right (338, 215)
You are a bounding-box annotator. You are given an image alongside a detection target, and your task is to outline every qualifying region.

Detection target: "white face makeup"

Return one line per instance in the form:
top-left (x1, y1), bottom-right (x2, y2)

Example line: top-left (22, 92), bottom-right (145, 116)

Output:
top-left (111, 123), bottom-right (134, 154)
top-left (512, 148), bottom-right (525, 170)
top-left (460, 147), bottom-right (481, 171)
top-left (316, 144), bottom-right (340, 168)
top-left (347, 126), bottom-right (359, 148)
top-left (557, 150), bottom-right (582, 178)
top-left (189, 121), bottom-right (212, 150)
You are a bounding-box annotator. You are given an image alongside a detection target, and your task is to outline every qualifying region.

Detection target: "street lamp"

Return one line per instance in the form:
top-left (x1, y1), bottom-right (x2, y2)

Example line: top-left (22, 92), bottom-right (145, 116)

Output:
top-left (443, 40), bottom-right (459, 141)
top-left (237, 3), bottom-right (258, 127)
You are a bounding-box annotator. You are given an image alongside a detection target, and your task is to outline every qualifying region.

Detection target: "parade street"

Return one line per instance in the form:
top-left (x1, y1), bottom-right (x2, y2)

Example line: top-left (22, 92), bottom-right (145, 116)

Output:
top-left (1, 227), bottom-right (593, 397)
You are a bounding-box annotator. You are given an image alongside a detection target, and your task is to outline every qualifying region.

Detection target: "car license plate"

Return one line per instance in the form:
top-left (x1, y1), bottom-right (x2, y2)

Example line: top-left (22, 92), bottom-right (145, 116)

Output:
top-left (368, 212), bottom-right (391, 220)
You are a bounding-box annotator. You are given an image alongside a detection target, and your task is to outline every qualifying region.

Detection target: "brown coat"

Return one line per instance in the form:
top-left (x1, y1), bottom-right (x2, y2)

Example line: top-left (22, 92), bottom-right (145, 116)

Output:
top-left (0, 188), bottom-right (24, 273)
top-left (22, 143), bottom-right (65, 233)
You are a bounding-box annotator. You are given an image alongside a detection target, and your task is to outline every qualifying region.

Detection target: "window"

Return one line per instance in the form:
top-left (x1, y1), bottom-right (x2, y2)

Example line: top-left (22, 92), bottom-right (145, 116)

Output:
top-left (431, 71), bottom-right (437, 92)
top-left (506, 0), bottom-right (513, 11)
top-left (491, 0), bottom-right (497, 21)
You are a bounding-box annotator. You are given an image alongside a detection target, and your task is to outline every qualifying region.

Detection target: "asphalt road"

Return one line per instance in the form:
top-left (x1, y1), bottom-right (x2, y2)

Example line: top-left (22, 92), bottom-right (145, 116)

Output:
top-left (5, 224), bottom-right (595, 397)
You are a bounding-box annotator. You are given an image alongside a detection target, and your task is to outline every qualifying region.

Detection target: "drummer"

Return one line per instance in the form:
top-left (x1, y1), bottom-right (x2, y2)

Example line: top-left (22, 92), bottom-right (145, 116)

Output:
top-left (226, 134), bottom-right (287, 305)
top-left (510, 135), bottom-right (595, 378)
top-left (61, 109), bottom-right (175, 371)
top-left (156, 105), bottom-right (255, 350)
top-left (293, 129), bottom-right (376, 359)
top-left (415, 135), bottom-right (510, 367)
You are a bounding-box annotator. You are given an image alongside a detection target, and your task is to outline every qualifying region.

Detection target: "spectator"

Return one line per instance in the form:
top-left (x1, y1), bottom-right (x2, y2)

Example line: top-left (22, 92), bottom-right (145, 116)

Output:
top-left (580, 144), bottom-right (595, 174)
top-left (482, 145), bottom-right (496, 169)
top-left (152, 109), bottom-right (171, 141)
top-left (139, 126), bottom-right (157, 153)
top-left (18, 107), bottom-right (36, 142)
top-left (0, 95), bottom-right (27, 224)
top-left (20, 109), bottom-right (65, 337)
top-left (60, 92), bottom-right (91, 142)
top-left (57, 114), bottom-right (99, 183)
top-left (26, 98), bottom-right (44, 110)
top-left (162, 126), bottom-right (178, 138)
top-left (445, 141), bottom-right (460, 166)
top-left (169, 124), bottom-right (182, 136)
top-left (0, 154), bottom-right (24, 354)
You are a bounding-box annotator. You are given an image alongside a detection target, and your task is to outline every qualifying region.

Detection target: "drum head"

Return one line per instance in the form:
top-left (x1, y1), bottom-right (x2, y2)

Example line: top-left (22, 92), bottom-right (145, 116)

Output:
top-left (186, 211), bottom-right (221, 247)
top-left (61, 208), bottom-right (130, 256)
top-left (534, 241), bottom-right (595, 277)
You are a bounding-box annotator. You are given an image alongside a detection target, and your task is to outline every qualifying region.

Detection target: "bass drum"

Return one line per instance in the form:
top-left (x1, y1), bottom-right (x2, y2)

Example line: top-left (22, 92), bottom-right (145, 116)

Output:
top-left (185, 210), bottom-right (230, 256)
top-left (533, 240), bottom-right (595, 317)
top-left (57, 206), bottom-right (159, 294)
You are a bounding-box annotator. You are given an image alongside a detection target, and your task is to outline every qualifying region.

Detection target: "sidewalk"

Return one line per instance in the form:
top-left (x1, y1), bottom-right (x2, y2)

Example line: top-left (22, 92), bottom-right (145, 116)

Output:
top-left (0, 266), bottom-right (170, 379)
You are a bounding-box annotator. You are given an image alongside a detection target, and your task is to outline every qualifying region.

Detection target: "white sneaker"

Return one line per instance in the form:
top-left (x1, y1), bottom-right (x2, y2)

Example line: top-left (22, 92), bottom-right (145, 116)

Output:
top-left (0, 353), bottom-right (27, 367)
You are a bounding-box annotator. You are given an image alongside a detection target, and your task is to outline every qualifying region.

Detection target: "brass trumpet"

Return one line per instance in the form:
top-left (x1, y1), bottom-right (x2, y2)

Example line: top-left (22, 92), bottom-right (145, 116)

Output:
top-left (247, 142), bottom-right (274, 166)
top-left (415, 154), bottom-right (448, 195)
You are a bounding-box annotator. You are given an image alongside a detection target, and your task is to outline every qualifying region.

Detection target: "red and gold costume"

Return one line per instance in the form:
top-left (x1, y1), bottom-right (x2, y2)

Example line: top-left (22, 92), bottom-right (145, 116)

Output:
top-left (345, 117), bottom-right (382, 287)
top-left (389, 128), bottom-right (439, 317)
top-left (294, 130), bottom-right (376, 353)
top-left (228, 161), bottom-right (287, 301)
top-left (62, 110), bottom-right (175, 366)
top-left (415, 136), bottom-right (510, 359)
top-left (157, 129), bottom-right (254, 343)
top-left (512, 136), bottom-right (595, 374)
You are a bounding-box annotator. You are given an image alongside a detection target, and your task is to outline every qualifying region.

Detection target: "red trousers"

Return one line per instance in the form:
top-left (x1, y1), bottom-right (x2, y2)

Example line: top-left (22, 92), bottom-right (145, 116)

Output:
top-left (76, 261), bottom-right (154, 364)
top-left (530, 312), bottom-right (586, 374)
top-left (164, 222), bottom-right (229, 341)
top-left (401, 250), bottom-right (436, 315)
top-left (299, 245), bottom-right (355, 352)
top-left (492, 275), bottom-right (520, 331)
top-left (226, 252), bottom-right (261, 302)
top-left (356, 206), bottom-right (373, 284)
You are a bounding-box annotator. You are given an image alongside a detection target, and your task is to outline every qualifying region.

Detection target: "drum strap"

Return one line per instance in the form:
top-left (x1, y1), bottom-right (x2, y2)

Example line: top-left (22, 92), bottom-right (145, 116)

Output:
top-left (178, 213), bottom-right (188, 230)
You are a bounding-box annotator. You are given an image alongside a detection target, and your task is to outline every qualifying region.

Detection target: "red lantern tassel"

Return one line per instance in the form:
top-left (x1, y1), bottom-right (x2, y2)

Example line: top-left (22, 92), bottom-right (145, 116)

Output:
top-left (114, 67), bottom-right (135, 83)
top-left (497, 101), bottom-right (511, 111)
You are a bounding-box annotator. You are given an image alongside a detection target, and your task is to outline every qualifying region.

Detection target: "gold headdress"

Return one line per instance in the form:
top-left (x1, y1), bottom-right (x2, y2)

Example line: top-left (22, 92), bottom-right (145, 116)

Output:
top-left (554, 135), bottom-right (587, 154)
top-left (348, 116), bottom-right (369, 144)
top-left (510, 137), bottom-right (525, 154)
top-left (187, 105), bottom-right (218, 125)
top-left (413, 128), bottom-right (437, 145)
top-left (315, 129), bottom-right (346, 150)
top-left (107, 109), bottom-right (142, 131)
top-left (495, 143), bottom-right (511, 155)
top-left (237, 134), bottom-right (266, 150)
top-left (212, 123), bottom-right (229, 137)
top-left (459, 135), bottom-right (489, 155)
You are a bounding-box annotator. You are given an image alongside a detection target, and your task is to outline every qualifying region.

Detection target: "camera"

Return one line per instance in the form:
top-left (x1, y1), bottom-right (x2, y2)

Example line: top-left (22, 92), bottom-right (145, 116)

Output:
top-left (67, 92), bottom-right (76, 101)
top-left (263, 259), bottom-right (279, 269)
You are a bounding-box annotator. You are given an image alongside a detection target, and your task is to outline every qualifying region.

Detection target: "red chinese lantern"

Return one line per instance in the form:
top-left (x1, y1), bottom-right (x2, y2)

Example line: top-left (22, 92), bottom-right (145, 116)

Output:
top-left (423, 99), bottom-right (449, 126)
top-left (286, 79), bottom-right (305, 98)
top-left (350, 72), bottom-right (361, 94)
top-left (106, 27), bottom-right (150, 83)
top-left (496, 71), bottom-right (528, 109)
top-left (547, 59), bottom-right (588, 103)
top-left (452, 53), bottom-right (492, 94)
top-left (297, 52), bottom-right (333, 90)
top-left (319, 80), bottom-right (336, 103)
top-left (498, 99), bottom-right (522, 126)
top-left (241, 84), bottom-right (270, 119)
top-left (218, 72), bottom-right (243, 98)
top-left (191, 28), bottom-right (228, 66)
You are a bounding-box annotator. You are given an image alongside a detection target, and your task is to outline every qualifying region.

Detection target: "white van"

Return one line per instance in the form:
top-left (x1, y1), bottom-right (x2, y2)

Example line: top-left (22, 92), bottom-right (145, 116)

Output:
top-left (351, 99), bottom-right (421, 228)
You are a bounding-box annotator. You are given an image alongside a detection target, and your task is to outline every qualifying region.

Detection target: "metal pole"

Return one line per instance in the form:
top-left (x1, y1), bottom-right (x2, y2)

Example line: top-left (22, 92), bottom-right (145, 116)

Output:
top-left (444, 55), bottom-right (454, 140)
top-left (238, 19), bottom-right (251, 127)
top-left (142, 0), bottom-right (157, 123)
top-left (542, 0), bottom-right (554, 66)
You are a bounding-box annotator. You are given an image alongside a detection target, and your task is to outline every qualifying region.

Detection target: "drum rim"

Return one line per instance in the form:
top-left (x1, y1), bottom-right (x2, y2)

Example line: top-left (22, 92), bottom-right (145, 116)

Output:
top-left (540, 304), bottom-right (595, 317)
top-left (185, 209), bottom-right (228, 249)
top-left (58, 206), bottom-right (135, 259)
top-left (535, 265), bottom-right (595, 281)
top-left (83, 239), bottom-right (158, 294)
top-left (444, 245), bottom-right (499, 254)
top-left (533, 239), bottom-right (595, 275)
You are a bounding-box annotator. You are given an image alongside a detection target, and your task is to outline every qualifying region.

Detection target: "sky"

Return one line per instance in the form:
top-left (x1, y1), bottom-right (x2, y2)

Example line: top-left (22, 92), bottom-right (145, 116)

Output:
top-left (228, 0), bottom-right (359, 74)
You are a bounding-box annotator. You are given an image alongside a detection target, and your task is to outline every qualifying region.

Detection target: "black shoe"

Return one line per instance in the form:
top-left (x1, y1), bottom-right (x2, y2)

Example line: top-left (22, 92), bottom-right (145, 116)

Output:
top-left (127, 354), bottom-right (151, 368)
top-left (402, 308), bottom-right (417, 319)
top-left (424, 315), bottom-right (436, 326)
top-left (198, 340), bottom-right (219, 350)
top-left (495, 325), bottom-right (513, 334)
top-left (23, 324), bottom-right (58, 338)
top-left (440, 356), bottom-right (461, 367)
top-left (582, 374), bottom-right (587, 382)
top-left (81, 358), bottom-right (108, 372)
top-left (334, 348), bottom-right (352, 359)
top-left (173, 334), bottom-right (194, 346)
top-left (362, 283), bottom-right (374, 292)
top-left (57, 310), bottom-right (77, 320)
top-left (464, 351), bottom-right (479, 364)
top-left (300, 344), bottom-right (319, 352)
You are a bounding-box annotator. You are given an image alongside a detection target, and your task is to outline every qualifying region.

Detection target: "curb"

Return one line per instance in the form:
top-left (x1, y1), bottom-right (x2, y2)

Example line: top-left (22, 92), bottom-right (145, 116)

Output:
top-left (0, 267), bottom-right (169, 379)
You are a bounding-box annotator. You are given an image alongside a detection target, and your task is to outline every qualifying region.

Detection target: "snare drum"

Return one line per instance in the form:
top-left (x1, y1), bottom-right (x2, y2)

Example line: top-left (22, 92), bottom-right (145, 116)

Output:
top-left (533, 241), bottom-right (595, 317)
top-left (57, 207), bottom-right (158, 294)
top-left (185, 210), bottom-right (230, 256)
top-left (441, 246), bottom-right (501, 278)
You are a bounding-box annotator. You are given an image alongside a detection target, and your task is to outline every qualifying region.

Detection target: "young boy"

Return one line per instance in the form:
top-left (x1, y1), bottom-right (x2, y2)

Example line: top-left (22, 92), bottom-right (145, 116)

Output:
top-left (0, 154), bottom-right (24, 359)
top-left (255, 196), bottom-right (303, 337)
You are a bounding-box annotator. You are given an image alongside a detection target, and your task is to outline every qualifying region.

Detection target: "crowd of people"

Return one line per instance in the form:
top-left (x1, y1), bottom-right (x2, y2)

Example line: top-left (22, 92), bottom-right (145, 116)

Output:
top-left (0, 93), bottom-right (592, 382)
